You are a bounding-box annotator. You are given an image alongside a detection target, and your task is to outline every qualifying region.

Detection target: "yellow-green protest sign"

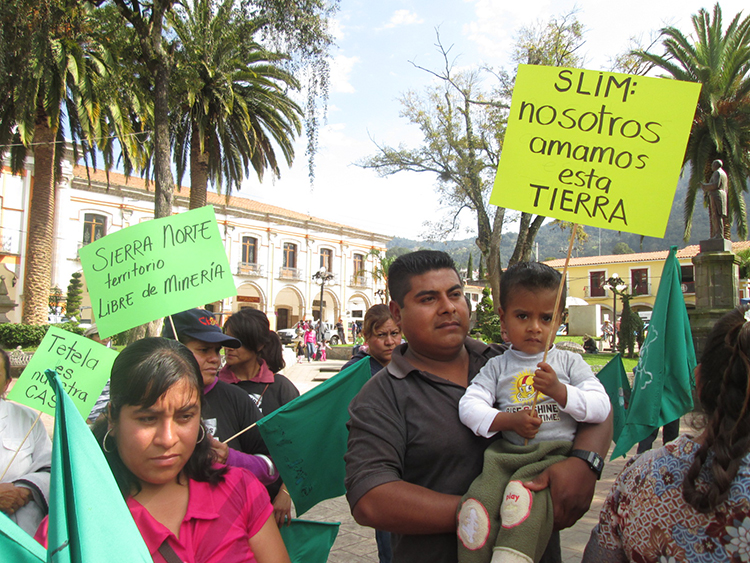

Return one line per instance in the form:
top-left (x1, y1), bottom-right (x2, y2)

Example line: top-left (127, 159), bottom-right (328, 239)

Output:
top-left (490, 65), bottom-right (701, 237)
top-left (79, 206), bottom-right (237, 339)
top-left (7, 327), bottom-right (117, 418)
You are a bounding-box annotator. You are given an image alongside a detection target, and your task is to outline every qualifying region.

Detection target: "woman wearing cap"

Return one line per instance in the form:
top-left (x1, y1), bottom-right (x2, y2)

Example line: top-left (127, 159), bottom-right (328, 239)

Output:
top-left (219, 308), bottom-right (300, 527)
top-left (163, 309), bottom-right (278, 486)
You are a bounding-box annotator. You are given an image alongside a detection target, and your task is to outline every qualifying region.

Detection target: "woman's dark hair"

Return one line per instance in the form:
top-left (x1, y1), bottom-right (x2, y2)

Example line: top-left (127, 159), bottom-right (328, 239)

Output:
top-left (224, 308), bottom-right (284, 372)
top-left (683, 305), bottom-right (750, 512)
top-left (0, 347), bottom-right (10, 387)
top-left (92, 338), bottom-right (226, 497)
top-left (363, 304), bottom-right (395, 340)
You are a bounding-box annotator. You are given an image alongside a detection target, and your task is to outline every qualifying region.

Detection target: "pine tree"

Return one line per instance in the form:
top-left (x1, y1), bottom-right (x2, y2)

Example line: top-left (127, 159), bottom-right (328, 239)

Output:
top-left (478, 255), bottom-right (485, 280)
top-left (466, 253), bottom-right (474, 282)
top-left (66, 271), bottom-right (84, 320)
top-left (474, 287), bottom-right (503, 343)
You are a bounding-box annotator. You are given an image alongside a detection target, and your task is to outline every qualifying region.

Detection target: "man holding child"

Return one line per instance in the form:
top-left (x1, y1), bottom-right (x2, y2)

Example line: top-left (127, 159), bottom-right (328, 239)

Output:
top-left (345, 250), bottom-right (612, 563)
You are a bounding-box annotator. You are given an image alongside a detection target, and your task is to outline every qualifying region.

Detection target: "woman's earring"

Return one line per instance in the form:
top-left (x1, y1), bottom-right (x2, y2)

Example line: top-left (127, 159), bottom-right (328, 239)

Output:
top-left (103, 427), bottom-right (116, 453)
top-left (197, 425), bottom-right (206, 444)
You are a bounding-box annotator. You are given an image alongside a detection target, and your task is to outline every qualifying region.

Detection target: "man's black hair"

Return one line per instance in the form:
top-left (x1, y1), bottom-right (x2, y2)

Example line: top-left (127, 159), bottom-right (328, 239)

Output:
top-left (388, 250), bottom-right (460, 306)
top-left (499, 262), bottom-right (564, 312)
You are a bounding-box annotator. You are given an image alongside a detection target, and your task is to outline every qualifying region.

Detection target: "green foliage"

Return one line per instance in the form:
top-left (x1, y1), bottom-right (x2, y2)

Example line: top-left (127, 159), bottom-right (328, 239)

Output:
top-left (612, 242), bottom-right (635, 255)
top-left (0, 322), bottom-right (84, 349)
top-left (48, 286), bottom-right (64, 316)
top-left (474, 287), bottom-right (503, 343)
top-left (466, 253), bottom-right (474, 281)
top-left (617, 293), bottom-right (644, 358)
top-left (738, 248), bottom-right (750, 278)
top-left (66, 272), bottom-right (84, 318)
top-left (478, 255), bottom-right (485, 280)
top-left (633, 4), bottom-right (750, 240)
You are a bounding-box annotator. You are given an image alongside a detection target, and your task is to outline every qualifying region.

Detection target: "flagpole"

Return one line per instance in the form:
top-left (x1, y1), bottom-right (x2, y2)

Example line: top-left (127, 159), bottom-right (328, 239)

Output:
top-left (525, 224), bottom-right (577, 444)
top-left (222, 421), bottom-right (257, 444)
top-left (0, 410), bottom-right (42, 481)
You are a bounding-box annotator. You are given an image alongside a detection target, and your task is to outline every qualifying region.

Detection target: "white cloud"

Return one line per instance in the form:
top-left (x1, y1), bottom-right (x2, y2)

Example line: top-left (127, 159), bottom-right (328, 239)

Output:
top-left (383, 10), bottom-right (424, 29)
top-left (329, 55), bottom-right (360, 94)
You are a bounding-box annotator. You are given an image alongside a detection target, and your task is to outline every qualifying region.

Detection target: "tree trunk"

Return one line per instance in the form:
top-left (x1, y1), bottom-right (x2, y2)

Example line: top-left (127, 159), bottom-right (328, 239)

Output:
top-left (22, 113), bottom-right (57, 325)
top-left (151, 2), bottom-right (174, 219)
top-left (189, 125), bottom-right (209, 209)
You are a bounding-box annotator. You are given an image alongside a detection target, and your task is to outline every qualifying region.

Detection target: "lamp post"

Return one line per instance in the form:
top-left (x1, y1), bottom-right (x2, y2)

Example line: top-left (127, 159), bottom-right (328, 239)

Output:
top-left (604, 274), bottom-right (627, 351)
top-left (312, 267), bottom-right (335, 336)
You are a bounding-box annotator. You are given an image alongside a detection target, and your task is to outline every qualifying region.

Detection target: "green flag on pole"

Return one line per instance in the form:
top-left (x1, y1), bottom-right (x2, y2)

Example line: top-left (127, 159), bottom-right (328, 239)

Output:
top-left (279, 519), bottom-right (340, 563)
top-left (257, 358), bottom-right (371, 515)
top-left (0, 512), bottom-right (45, 563)
top-left (595, 353), bottom-right (631, 446)
top-left (44, 369), bottom-right (152, 563)
top-left (611, 247), bottom-right (696, 459)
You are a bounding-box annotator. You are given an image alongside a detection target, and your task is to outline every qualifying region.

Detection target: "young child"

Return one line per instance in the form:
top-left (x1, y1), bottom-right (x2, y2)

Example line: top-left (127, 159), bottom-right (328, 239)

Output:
top-left (295, 339), bottom-right (305, 364)
top-left (457, 262), bottom-right (611, 563)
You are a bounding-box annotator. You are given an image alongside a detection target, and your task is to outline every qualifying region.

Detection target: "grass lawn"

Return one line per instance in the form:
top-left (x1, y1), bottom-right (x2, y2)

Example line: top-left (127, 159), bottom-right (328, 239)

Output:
top-left (556, 335), bottom-right (639, 372)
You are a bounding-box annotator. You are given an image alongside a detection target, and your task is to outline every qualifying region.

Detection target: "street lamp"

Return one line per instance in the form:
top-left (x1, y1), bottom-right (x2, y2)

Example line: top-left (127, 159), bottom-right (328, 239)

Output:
top-left (312, 267), bottom-right (335, 334)
top-left (604, 274), bottom-right (627, 351)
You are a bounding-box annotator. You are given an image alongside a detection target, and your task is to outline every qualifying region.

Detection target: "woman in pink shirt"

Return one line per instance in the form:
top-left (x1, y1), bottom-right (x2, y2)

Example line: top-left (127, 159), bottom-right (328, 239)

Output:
top-left (39, 338), bottom-right (290, 563)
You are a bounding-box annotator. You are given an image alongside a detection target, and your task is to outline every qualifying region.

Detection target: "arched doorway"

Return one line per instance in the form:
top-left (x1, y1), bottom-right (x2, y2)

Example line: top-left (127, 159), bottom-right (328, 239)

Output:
top-left (233, 282), bottom-right (266, 313)
top-left (274, 286), bottom-right (305, 330)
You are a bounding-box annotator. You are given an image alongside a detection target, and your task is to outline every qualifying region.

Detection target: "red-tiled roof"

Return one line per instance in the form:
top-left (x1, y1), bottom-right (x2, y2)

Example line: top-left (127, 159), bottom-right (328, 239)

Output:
top-left (73, 166), bottom-right (355, 231)
top-left (544, 240), bottom-right (750, 268)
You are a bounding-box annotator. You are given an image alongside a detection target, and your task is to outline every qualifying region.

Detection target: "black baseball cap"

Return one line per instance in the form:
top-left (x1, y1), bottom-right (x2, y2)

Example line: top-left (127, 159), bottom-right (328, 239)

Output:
top-left (162, 308), bottom-right (241, 348)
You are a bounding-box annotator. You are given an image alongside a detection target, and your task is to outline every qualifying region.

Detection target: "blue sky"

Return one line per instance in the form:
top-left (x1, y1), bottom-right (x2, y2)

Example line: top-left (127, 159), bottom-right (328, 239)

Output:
top-left (240, 0), bottom-right (748, 240)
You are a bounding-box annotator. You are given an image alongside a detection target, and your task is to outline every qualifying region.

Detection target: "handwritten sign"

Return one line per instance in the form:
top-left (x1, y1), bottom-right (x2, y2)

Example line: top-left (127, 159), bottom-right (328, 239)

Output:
top-left (490, 65), bottom-right (701, 237)
top-left (79, 206), bottom-right (237, 338)
top-left (7, 327), bottom-right (117, 418)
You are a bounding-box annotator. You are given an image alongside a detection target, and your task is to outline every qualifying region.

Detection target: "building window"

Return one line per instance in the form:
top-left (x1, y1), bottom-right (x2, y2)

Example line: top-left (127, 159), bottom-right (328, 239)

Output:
top-left (320, 248), bottom-right (333, 272)
top-left (283, 243), bottom-right (297, 269)
top-left (83, 213), bottom-right (106, 245)
top-left (353, 253), bottom-right (365, 276)
top-left (631, 268), bottom-right (649, 295)
top-left (681, 265), bottom-right (695, 294)
top-left (242, 236), bottom-right (258, 264)
top-left (589, 271), bottom-right (606, 297)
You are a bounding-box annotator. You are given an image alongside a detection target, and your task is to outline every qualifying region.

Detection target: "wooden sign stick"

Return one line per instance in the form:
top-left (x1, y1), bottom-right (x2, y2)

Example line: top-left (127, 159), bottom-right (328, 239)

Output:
top-left (525, 223), bottom-right (578, 444)
top-left (0, 410), bottom-right (42, 481)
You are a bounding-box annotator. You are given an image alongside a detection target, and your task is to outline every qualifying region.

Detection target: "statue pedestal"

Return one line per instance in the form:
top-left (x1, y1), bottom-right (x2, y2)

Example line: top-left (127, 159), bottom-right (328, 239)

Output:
top-left (688, 240), bottom-right (738, 358)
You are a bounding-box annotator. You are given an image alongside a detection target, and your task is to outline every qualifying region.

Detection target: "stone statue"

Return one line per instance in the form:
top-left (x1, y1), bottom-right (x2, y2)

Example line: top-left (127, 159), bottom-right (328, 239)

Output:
top-left (702, 159), bottom-right (729, 239)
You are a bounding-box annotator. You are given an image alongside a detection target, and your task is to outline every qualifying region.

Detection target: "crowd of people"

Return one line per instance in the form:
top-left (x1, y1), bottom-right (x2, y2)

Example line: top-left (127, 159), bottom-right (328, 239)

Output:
top-left (2, 248), bottom-right (750, 563)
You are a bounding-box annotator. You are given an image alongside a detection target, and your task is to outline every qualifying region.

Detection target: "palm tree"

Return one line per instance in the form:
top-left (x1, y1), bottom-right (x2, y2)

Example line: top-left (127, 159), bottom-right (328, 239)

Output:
top-left (634, 4), bottom-right (750, 240)
top-left (0, 0), bottom-right (107, 324)
top-left (170, 0), bottom-right (303, 209)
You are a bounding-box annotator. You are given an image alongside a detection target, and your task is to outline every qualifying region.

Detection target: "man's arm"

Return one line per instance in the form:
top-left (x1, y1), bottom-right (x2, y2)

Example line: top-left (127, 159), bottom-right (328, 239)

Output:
top-left (352, 481), bottom-right (460, 535)
top-left (525, 409), bottom-right (613, 530)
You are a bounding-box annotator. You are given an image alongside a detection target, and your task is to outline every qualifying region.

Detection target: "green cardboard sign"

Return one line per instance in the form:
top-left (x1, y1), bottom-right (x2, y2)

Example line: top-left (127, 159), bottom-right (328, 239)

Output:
top-left (7, 327), bottom-right (117, 418)
top-left (490, 65), bottom-right (701, 237)
top-left (79, 206), bottom-right (237, 338)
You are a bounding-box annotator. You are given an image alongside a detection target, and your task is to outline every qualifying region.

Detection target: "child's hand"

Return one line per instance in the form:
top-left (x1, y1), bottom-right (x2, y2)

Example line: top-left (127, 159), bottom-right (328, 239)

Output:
top-left (534, 362), bottom-right (567, 406)
top-left (511, 409), bottom-right (542, 439)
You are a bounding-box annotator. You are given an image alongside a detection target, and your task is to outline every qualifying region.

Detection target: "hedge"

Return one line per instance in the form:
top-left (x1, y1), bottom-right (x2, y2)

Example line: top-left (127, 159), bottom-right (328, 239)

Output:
top-left (0, 322), bottom-right (86, 349)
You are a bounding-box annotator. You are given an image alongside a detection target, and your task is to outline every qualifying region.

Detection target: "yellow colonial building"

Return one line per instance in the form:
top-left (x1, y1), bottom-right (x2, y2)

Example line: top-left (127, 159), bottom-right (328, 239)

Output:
top-left (545, 241), bottom-right (750, 326)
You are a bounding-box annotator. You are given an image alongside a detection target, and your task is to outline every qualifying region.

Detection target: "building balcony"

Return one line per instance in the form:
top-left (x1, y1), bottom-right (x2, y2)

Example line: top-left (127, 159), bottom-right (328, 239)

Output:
top-left (237, 262), bottom-right (263, 277)
top-left (278, 266), bottom-right (303, 281)
top-left (349, 275), bottom-right (370, 288)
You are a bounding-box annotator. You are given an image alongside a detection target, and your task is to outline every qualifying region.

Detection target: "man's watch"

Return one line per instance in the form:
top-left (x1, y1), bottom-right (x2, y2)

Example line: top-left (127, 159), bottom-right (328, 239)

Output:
top-left (569, 449), bottom-right (604, 479)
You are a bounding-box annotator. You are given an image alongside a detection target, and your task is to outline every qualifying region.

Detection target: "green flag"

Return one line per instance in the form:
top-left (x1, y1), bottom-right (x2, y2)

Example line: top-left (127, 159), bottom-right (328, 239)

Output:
top-left (595, 354), bottom-right (631, 447)
top-left (279, 519), bottom-right (340, 563)
top-left (611, 247), bottom-right (696, 458)
top-left (44, 369), bottom-right (152, 563)
top-left (0, 512), bottom-right (45, 563)
top-left (257, 358), bottom-right (371, 515)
